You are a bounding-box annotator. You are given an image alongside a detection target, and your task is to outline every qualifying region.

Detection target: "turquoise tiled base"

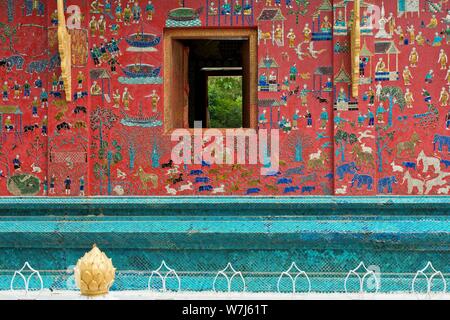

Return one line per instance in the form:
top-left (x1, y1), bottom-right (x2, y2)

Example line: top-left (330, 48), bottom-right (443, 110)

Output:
top-left (0, 197), bottom-right (448, 293)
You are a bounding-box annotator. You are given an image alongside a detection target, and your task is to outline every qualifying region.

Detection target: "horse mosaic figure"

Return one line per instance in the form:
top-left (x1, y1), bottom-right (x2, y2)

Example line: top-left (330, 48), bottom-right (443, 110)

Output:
top-left (351, 144), bottom-right (375, 169)
top-left (307, 152), bottom-right (328, 170)
top-left (402, 171), bottom-right (424, 195)
top-left (424, 172), bottom-right (450, 195)
top-left (133, 166), bottom-right (158, 190)
top-left (396, 133), bottom-right (421, 158)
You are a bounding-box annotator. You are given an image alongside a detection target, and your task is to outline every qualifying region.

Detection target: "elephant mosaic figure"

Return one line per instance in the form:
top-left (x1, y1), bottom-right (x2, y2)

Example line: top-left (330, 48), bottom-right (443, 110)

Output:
top-left (0, 55), bottom-right (25, 72)
top-left (378, 176), bottom-right (398, 194)
top-left (351, 174), bottom-right (374, 190)
top-left (27, 59), bottom-right (49, 74)
top-left (48, 54), bottom-right (61, 71)
top-left (433, 134), bottom-right (450, 152)
top-left (336, 162), bottom-right (359, 180)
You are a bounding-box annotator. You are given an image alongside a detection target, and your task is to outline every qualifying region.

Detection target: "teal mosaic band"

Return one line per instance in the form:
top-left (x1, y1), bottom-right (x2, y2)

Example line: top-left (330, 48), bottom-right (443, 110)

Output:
top-left (0, 196), bottom-right (449, 215)
top-left (0, 196), bottom-right (448, 293)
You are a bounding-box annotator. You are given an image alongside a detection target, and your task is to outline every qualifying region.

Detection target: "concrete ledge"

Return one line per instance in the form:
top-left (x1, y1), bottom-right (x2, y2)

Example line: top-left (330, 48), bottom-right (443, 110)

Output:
top-left (1, 290), bottom-right (449, 300)
top-left (0, 196), bottom-right (448, 249)
top-left (0, 217), bottom-right (448, 250)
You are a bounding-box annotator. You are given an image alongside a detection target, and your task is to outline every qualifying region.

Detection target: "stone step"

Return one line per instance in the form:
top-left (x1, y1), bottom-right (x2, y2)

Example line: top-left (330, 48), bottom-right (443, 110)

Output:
top-left (0, 215), bottom-right (448, 250)
top-left (0, 197), bottom-right (448, 292)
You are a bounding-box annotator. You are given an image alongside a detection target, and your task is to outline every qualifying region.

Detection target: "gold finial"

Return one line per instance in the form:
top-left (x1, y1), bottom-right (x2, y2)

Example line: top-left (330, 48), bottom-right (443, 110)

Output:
top-left (74, 244), bottom-right (116, 296)
top-left (351, 0), bottom-right (361, 98)
top-left (57, 0), bottom-right (72, 102)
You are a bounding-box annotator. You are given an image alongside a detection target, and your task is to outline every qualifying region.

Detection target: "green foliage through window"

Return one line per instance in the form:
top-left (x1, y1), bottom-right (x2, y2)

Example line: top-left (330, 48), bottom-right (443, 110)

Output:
top-left (207, 76), bottom-right (243, 128)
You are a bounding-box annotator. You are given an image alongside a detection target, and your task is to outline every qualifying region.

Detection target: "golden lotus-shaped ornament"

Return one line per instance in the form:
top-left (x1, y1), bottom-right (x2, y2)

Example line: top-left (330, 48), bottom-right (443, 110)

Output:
top-left (74, 244), bottom-right (116, 296)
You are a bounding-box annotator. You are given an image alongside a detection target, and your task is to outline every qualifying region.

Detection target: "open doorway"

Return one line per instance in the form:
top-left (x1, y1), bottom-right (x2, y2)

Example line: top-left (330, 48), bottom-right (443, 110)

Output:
top-left (185, 39), bottom-right (244, 128)
top-left (163, 28), bottom-right (258, 132)
top-left (207, 75), bottom-right (243, 128)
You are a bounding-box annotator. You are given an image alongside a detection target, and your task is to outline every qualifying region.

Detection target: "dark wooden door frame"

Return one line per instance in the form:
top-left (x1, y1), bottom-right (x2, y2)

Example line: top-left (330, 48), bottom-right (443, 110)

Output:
top-left (163, 27), bottom-right (258, 133)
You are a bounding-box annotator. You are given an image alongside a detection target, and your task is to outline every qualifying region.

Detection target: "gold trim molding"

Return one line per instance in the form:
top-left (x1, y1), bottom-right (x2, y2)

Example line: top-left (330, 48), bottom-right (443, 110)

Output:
top-left (57, 0), bottom-right (72, 102)
top-left (350, 0), bottom-right (361, 98)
